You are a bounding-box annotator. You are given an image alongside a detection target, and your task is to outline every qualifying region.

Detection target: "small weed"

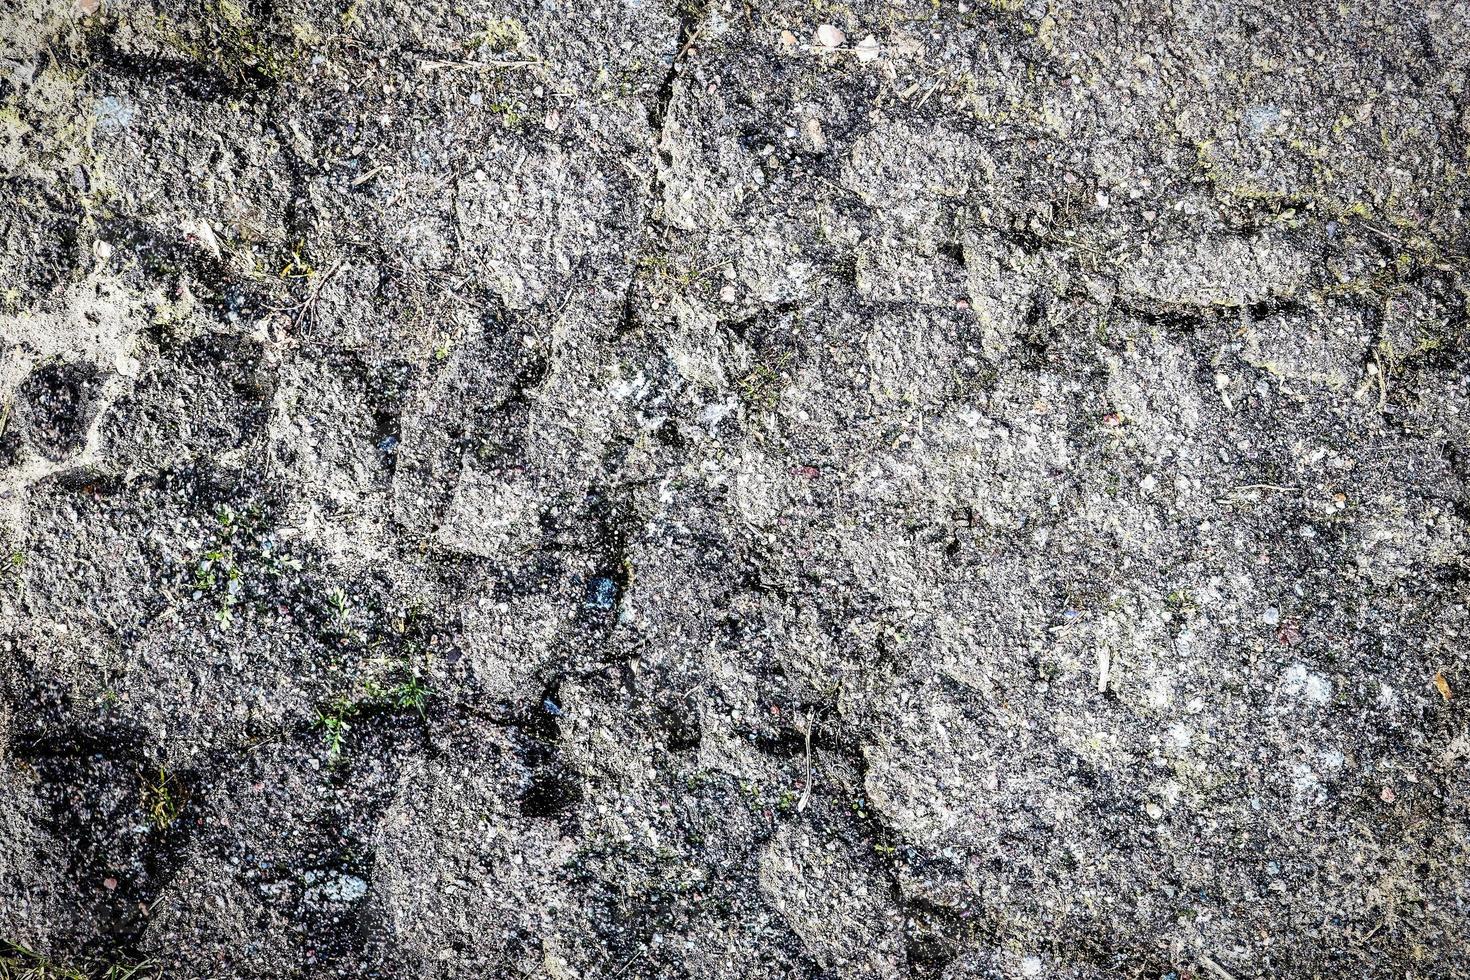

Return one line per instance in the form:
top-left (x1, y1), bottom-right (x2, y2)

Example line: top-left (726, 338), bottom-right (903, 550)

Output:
top-left (488, 99), bottom-right (523, 128)
top-left (2, 551), bottom-right (23, 599)
top-left (320, 586), bottom-right (370, 645)
top-left (141, 766), bottom-right (185, 830)
top-left (1166, 588), bottom-right (1198, 616)
top-left (390, 675), bottom-right (430, 716)
top-left (633, 251), bottom-right (723, 301)
top-left (0, 941), bottom-right (157, 979)
top-left (737, 357), bottom-right (791, 411)
top-left (362, 657), bottom-right (433, 718)
top-left (278, 243), bottom-right (315, 280)
top-left (193, 547), bottom-right (240, 626)
top-left (187, 503), bottom-right (287, 628)
top-left (317, 697), bottom-right (359, 762)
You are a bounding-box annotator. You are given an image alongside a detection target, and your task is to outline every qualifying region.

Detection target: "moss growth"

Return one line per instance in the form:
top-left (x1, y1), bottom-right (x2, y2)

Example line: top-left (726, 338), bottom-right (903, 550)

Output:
top-left (738, 354), bottom-right (794, 411)
top-left (106, 0), bottom-right (310, 90)
top-left (468, 16), bottom-right (527, 53)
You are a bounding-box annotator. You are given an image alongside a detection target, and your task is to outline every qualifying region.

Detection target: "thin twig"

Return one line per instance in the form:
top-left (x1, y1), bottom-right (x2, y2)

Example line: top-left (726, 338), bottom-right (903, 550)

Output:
top-left (1196, 954), bottom-right (1240, 980)
top-left (612, 950), bottom-right (646, 978)
top-left (350, 165), bottom-right (388, 187)
top-left (419, 58), bottom-right (543, 72)
top-left (293, 260), bottom-right (347, 333)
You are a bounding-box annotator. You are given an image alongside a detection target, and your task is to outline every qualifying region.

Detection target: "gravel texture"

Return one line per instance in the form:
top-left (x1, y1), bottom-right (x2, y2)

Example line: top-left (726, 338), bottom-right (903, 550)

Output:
top-left (2, 1), bottom-right (1469, 978)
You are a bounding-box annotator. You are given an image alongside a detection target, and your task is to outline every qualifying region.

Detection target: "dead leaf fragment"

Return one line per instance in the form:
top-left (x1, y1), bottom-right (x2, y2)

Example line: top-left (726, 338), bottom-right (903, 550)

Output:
top-left (816, 24), bottom-right (845, 48)
top-left (178, 218), bottom-right (222, 259)
top-left (802, 117), bottom-right (826, 153)
top-left (1433, 671), bottom-right (1452, 702)
top-left (854, 35), bottom-right (880, 62)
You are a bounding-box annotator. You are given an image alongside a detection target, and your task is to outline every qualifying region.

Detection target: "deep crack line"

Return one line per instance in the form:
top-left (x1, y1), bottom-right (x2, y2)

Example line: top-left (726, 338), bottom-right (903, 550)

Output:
top-left (650, 2), bottom-right (704, 140)
top-left (616, 2), bottom-right (707, 338)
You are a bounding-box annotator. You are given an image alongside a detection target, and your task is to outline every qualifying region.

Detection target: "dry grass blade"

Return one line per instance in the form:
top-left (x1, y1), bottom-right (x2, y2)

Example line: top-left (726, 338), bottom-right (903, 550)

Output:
top-left (796, 710), bottom-right (816, 813)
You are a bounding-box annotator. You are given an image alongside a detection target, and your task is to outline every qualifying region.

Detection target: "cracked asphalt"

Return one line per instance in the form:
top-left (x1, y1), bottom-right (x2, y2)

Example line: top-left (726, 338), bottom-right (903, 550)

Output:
top-left (2, 1), bottom-right (1469, 978)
